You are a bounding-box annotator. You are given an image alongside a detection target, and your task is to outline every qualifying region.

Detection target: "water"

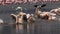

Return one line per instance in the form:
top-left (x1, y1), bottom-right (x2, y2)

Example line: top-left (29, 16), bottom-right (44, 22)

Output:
top-left (0, 20), bottom-right (60, 34)
top-left (0, 2), bottom-right (60, 34)
top-left (15, 19), bottom-right (60, 34)
top-left (0, 24), bottom-right (15, 34)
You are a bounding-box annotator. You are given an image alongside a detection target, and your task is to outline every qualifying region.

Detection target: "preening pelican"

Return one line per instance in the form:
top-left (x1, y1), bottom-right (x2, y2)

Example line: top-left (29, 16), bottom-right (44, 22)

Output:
top-left (10, 12), bottom-right (27, 24)
top-left (27, 14), bottom-right (35, 23)
top-left (34, 4), bottom-right (57, 21)
top-left (34, 4), bottom-right (46, 19)
top-left (18, 12), bottom-right (35, 24)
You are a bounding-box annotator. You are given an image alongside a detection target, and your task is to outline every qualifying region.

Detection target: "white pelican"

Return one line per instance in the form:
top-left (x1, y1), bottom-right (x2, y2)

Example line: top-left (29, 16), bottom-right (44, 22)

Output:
top-left (11, 12), bottom-right (28, 32)
top-left (34, 4), bottom-right (57, 21)
top-left (50, 8), bottom-right (60, 15)
top-left (0, 19), bottom-right (4, 24)
top-left (34, 4), bottom-right (46, 19)
top-left (27, 14), bottom-right (35, 24)
top-left (39, 12), bottom-right (57, 20)
top-left (10, 12), bottom-right (27, 24)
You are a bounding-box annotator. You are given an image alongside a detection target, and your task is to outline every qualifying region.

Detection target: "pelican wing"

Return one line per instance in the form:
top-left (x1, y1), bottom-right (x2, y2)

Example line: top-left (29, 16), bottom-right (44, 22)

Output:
top-left (49, 13), bottom-right (56, 16)
top-left (10, 14), bottom-right (17, 21)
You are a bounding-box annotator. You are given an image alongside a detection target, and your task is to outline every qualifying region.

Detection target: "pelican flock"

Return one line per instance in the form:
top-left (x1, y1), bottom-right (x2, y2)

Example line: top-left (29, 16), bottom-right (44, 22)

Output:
top-left (10, 12), bottom-right (35, 24)
top-left (10, 4), bottom-right (60, 32)
top-left (10, 4), bottom-right (60, 25)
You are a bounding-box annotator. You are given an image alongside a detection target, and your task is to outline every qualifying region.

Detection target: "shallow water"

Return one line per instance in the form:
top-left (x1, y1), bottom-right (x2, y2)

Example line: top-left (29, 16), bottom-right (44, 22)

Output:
top-left (0, 24), bottom-right (15, 34)
top-left (16, 19), bottom-right (60, 34)
top-left (0, 20), bottom-right (60, 34)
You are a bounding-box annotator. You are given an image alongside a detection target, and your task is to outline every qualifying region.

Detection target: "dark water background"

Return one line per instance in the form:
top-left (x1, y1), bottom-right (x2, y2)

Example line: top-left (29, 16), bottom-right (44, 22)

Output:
top-left (0, 2), bottom-right (60, 34)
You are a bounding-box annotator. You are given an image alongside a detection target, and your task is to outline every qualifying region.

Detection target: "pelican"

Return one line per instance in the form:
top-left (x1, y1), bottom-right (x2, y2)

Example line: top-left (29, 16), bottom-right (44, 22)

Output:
top-left (10, 12), bottom-right (28, 33)
top-left (27, 14), bottom-right (35, 24)
top-left (39, 12), bottom-right (57, 21)
top-left (34, 4), bottom-right (46, 19)
top-left (18, 12), bottom-right (27, 24)
top-left (50, 8), bottom-right (60, 15)
top-left (0, 19), bottom-right (4, 24)
top-left (10, 12), bottom-right (27, 24)
top-left (34, 4), bottom-right (58, 21)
